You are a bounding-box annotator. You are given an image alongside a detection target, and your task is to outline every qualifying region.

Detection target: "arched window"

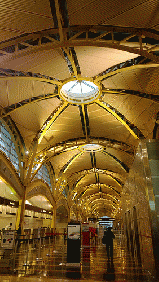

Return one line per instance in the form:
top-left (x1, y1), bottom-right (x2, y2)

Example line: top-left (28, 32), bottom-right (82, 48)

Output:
top-left (0, 122), bottom-right (19, 171)
top-left (36, 164), bottom-right (52, 190)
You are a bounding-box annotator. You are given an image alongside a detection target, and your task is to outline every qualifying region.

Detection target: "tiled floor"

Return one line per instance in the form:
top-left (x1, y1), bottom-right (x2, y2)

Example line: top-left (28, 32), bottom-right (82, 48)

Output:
top-left (0, 233), bottom-right (156, 281)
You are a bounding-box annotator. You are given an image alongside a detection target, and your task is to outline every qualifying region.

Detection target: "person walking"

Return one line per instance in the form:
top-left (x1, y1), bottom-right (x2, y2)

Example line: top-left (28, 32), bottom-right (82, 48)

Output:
top-left (103, 227), bottom-right (115, 260)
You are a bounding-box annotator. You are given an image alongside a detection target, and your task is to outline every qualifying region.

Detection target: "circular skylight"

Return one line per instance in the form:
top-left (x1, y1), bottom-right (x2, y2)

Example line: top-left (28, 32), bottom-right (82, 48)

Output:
top-left (80, 144), bottom-right (103, 152)
top-left (60, 80), bottom-right (99, 104)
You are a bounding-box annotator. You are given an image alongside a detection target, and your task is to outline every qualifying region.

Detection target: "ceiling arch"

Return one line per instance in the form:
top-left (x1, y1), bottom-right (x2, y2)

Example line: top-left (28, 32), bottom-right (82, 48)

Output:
top-left (0, 0), bottom-right (159, 220)
top-left (26, 179), bottom-right (55, 208)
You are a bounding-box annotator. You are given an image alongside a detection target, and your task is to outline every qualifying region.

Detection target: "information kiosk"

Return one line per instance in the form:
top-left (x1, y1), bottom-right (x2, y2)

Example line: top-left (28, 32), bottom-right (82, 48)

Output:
top-left (67, 222), bottom-right (81, 267)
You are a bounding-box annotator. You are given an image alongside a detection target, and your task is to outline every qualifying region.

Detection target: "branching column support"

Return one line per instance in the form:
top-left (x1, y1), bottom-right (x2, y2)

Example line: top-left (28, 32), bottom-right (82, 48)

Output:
top-left (67, 206), bottom-right (70, 223)
top-left (15, 191), bottom-right (26, 233)
top-left (51, 205), bottom-right (57, 231)
top-left (25, 138), bottom-right (38, 180)
top-left (15, 138), bottom-right (39, 233)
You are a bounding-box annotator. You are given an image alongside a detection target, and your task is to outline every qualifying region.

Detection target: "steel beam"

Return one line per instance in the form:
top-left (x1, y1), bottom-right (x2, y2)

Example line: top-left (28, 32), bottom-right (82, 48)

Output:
top-left (0, 26), bottom-right (159, 63)
top-left (38, 101), bottom-right (69, 144)
top-left (102, 89), bottom-right (159, 103)
top-left (35, 136), bottom-right (134, 159)
top-left (62, 47), bottom-right (81, 78)
top-left (0, 92), bottom-right (58, 118)
top-left (96, 100), bottom-right (143, 139)
top-left (94, 63), bottom-right (159, 83)
top-left (0, 72), bottom-right (61, 86)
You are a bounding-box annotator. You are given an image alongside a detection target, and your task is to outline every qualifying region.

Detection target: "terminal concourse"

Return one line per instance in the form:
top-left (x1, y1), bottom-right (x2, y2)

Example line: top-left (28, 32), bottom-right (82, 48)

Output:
top-left (0, 0), bottom-right (159, 281)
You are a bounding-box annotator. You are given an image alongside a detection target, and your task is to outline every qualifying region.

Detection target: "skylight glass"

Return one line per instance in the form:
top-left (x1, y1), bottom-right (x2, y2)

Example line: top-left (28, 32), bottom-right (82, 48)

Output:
top-left (80, 144), bottom-right (103, 152)
top-left (60, 80), bottom-right (99, 104)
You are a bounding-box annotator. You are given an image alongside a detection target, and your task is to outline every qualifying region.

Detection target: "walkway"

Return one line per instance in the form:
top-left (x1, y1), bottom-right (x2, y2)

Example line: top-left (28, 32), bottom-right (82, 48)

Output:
top-left (0, 232), bottom-right (156, 281)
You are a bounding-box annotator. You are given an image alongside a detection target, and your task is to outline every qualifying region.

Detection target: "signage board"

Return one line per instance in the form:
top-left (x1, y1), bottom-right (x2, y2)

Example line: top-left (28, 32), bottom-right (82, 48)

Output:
top-left (98, 218), bottom-right (115, 221)
top-left (1, 230), bottom-right (15, 249)
top-left (67, 222), bottom-right (81, 265)
top-left (82, 223), bottom-right (89, 232)
top-left (68, 224), bottom-right (80, 240)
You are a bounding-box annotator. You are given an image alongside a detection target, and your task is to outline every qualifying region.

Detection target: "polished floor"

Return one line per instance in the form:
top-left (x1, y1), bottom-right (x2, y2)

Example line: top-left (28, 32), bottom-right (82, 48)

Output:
top-left (0, 232), bottom-right (157, 282)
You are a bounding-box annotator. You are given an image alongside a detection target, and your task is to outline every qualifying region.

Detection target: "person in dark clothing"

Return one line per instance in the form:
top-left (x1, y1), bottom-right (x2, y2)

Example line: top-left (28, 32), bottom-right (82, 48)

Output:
top-left (16, 225), bottom-right (22, 248)
top-left (103, 227), bottom-right (115, 260)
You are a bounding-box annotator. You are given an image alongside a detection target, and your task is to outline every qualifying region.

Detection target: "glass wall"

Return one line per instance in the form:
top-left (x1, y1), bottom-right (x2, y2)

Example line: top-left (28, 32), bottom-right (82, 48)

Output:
top-left (0, 122), bottom-right (19, 171)
top-left (36, 164), bottom-right (52, 190)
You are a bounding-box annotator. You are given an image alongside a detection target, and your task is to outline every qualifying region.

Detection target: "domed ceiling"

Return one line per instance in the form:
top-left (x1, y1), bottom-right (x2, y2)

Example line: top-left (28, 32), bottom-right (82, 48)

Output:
top-left (0, 0), bottom-right (159, 220)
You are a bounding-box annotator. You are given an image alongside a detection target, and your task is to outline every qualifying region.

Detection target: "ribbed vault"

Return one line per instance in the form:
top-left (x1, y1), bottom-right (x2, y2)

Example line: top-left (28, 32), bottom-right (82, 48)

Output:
top-left (0, 0), bottom-right (159, 221)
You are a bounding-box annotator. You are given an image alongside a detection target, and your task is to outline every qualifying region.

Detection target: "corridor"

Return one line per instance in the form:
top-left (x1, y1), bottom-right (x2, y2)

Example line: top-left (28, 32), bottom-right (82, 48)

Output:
top-left (0, 231), bottom-right (156, 282)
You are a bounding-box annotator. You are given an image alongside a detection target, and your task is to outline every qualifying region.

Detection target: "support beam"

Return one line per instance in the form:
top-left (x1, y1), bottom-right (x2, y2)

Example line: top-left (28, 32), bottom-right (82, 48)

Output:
top-left (0, 74), bottom-right (61, 86)
top-left (15, 193), bottom-right (26, 234)
top-left (0, 92), bottom-right (58, 118)
top-left (102, 150), bottom-right (129, 172)
top-left (96, 100), bottom-right (142, 139)
top-left (102, 89), bottom-right (159, 103)
top-left (94, 64), bottom-right (159, 83)
top-left (51, 205), bottom-right (57, 230)
top-left (38, 102), bottom-right (69, 144)
top-left (0, 26), bottom-right (159, 63)
top-left (63, 47), bottom-right (81, 78)
top-left (24, 137), bottom-right (38, 183)
top-left (54, 0), bottom-right (65, 42)
top-left (35, 136), bottom-right (133, 159)
top-left (62, 152), bottom-right (83, 174)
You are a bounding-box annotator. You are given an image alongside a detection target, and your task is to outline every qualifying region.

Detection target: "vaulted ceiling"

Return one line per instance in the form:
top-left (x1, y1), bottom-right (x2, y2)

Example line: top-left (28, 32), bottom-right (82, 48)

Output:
top-left (0, 0), bottom-right (159, 220)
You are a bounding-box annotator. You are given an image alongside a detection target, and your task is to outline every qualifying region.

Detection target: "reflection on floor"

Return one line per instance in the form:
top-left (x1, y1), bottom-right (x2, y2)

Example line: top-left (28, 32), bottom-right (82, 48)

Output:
top-left (0, 232), bottom-right (156, 281)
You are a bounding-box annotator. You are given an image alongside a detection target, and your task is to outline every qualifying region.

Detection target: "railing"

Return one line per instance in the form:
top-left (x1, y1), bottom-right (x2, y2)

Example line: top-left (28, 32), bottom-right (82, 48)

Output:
top-left (0, 228), bottom-right (65, 275)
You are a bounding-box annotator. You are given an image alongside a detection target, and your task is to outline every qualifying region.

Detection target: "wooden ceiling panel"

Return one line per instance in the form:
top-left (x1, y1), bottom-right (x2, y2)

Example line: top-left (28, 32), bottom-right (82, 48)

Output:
top-left (7, 80), bottom-right (34, 105)
top-left (67, 0), bottom-right (157, 28)
top-left (126, 99), bottom-right (154, 124)
top-left (0, 80), bottom-right (9, 107)
top-left (116, 95), bottom-right (145, 120)
top-left (65, 154), bottom-right (92, 175)
top-left (145, 68), bottom-right (159, 94)
top-left (1, 49), bottom-right (70, 81)
top-left (103, 93), bottom-right (130, 107)
top-left (0, 0), bottom-right (52, 16)
top-left (102, 78), bottom-right (119, 90)
top-left (107, 73), bottom-right (130, 90)
top-left (9, 99), bottom-right (61, 145)
top-left (30, 81), bottom-right (56, 97)
top-left (11, 108), bottom-right (41, 134)
top-left (121, 70), bottom-right (145, 93)
top-left (104, 0), bottom-right (159, 28)
top-left (95, 153), bottom-right (127, 174)
top-left (75, 46), bottom-right (138, 77)
top-left (134, 110), bottom-right (155, 132)
top-left (0, 0), bottom-right (53, 38)
top-left (51, 150), bottom-right (80, 175)
top-left (0, 79), bottom-right (56, 107)
top-left (0, 29), bottom-right (22, 42)
top-left (43, 126), bottom-right (83, 147)
top-left (132, 68), bottom-right (155, 93)
top-left (106, 147), bottom-right (134, 167)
